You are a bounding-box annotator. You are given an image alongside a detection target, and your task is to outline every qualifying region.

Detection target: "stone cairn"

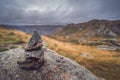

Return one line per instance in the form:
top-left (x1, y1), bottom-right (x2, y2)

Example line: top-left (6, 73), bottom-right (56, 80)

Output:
top-left (17, 31), bottom-right (44, 69)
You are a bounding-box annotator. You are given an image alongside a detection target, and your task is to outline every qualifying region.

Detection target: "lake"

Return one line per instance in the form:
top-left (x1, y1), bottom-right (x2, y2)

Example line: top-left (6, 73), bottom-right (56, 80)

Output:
top-left (1, 24), bottom-right (63, 35)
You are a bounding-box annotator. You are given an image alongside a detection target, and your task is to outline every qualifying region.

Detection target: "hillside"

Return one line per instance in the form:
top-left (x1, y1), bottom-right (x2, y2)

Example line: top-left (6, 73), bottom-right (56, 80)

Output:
top-left (51, 19), bottom-right (120, 42)
top-left (0, 28), bottom-right (99, 80)
top-left (49, 19), bottom-right (120, 51)
top-left (45, 19), bottom-right (120, 80)
top-left (0, 25), bottom-right (120, 80)
top-left (54, 19), bottom-right (120, 38)
top-left (42, 36), bottom-right (120, 80)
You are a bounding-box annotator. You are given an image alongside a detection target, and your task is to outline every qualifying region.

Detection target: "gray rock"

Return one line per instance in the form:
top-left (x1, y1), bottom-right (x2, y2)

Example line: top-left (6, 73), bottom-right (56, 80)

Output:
top-left (28, 31), bottom-right (42, 46)
top-left (25, 42), bottom-right (43, 51)
top-left (25, 31), bottom-right (42, 51)
top-left (80, 53), bottom-right (93, 58)
top-left (18, 31), bottom-right (44, 69)
top-left (17, 49), bottom-right (44, 69)
top-left (0, 48), bottom-right (99, 80)
top-left (97, 45), bottom-right (118, 51)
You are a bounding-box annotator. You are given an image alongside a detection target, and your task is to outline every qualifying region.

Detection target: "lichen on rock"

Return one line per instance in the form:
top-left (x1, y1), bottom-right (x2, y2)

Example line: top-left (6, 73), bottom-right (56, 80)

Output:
top-left (0, 48), bottom-right (99, 80)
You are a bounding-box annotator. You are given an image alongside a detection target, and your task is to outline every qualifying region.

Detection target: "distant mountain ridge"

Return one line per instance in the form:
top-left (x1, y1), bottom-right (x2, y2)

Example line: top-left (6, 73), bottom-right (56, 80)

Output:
top-left (56, 19), bottom-right (120, 38)
top-left (51, 19), bottom-right (120, 43)
top-left (0, 24), bottom-right (63, 35)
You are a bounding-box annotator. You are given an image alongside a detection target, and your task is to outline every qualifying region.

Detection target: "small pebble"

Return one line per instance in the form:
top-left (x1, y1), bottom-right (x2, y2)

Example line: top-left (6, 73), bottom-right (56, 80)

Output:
top-left (15, 75), bottom-right (19, 77)
top-left (33, 70), bottom-right (37, 74)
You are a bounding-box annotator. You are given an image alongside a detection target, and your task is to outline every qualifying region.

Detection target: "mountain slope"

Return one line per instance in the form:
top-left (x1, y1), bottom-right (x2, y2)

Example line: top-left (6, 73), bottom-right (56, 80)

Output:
top-left (52, 19), bottom-right (120, 42)
top-left (42, 36), bottom-right (120, 80)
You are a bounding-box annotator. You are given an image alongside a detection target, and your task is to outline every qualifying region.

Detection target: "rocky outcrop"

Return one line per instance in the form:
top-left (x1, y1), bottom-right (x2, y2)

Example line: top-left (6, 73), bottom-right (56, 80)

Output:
top-left (0, 47), bottom-right (99, 80)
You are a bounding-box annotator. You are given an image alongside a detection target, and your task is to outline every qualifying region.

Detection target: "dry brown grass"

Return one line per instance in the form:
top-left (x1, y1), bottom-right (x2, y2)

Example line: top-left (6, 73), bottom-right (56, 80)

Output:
top-left (0, 27), bottom-right (30, 51)
top-left (42, 36), bottom-right (120, 80)
top-left (0, 27), bottom-right (30, 43)
top-left (0, 27), bottom-right (120, 80)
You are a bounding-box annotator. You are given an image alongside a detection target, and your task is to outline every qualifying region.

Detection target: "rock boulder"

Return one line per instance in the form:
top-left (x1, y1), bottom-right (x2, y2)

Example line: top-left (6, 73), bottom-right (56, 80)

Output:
top-left (0, 47), bottom-right (99, 80)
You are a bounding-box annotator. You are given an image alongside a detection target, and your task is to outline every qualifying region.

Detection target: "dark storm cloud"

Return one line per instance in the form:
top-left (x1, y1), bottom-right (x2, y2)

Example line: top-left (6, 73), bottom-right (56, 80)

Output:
top-left (99, 0), bottom-right (120, 19)
top-left (0, 0), bottom-right (120, 24)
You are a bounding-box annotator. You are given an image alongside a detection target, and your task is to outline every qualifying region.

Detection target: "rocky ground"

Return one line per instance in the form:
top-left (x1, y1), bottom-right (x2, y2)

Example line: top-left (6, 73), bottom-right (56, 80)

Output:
top-left (0, 47), bottom-right (99, 80)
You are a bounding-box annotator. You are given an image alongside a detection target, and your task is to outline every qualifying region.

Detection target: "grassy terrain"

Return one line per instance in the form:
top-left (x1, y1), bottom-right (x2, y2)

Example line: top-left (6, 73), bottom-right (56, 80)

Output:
top-left (42, 36), bottom-right (120, 80)
top-left (0, 27), bottom-right (30, 52)
top-left (0, 27), bottom-right (120, 80)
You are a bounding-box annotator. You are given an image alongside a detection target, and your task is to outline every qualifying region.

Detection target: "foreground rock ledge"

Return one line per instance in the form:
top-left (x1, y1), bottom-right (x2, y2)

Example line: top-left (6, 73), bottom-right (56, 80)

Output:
top-left (0, 48), bottom-right (99, 80)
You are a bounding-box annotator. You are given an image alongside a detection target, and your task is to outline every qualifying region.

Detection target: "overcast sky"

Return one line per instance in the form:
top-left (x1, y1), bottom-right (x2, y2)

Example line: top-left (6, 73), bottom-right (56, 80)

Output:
top-left (0, 0), bottom-right (120, 25)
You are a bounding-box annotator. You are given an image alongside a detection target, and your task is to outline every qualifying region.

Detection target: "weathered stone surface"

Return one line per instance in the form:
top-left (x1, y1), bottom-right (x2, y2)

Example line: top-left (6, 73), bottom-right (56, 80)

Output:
top-left (25, 42), bottom-right (43, 51)
top-left (29, 31), bottom-right (42, 46)
top-left (0, 48), bottom-right (99, 80)
top-left (17, 58), bottom-right (44, 69)
top-left (17, 49), bottom-right (44, 69)
top-left (97, 45), bottom-right (118, 51)
top-left (25, 31), bottom-right (42, 51)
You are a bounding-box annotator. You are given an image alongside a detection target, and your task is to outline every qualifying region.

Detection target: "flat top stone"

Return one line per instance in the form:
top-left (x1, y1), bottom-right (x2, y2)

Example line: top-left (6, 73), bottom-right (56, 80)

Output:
top-left (25, 48), bottom-right (44, 58)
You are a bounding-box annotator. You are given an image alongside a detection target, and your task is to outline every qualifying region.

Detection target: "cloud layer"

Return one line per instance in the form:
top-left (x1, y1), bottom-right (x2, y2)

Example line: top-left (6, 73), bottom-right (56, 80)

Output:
top-left (0, 0), bottom-right (120, 24)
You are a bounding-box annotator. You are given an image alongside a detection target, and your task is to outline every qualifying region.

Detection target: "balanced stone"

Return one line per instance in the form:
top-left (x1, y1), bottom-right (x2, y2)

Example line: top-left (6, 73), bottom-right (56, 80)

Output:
top-left (17, 50), bottom-right (44, 69)
top-left (25, 31), bottom-right (43, 51)
top-left (17, 31), bottom-right (44, 69)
